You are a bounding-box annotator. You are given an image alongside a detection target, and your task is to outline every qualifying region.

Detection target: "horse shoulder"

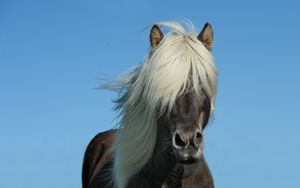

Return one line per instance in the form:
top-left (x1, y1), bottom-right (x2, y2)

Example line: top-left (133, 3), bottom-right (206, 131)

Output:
top-left (82, 129), bottom-right (117, 188)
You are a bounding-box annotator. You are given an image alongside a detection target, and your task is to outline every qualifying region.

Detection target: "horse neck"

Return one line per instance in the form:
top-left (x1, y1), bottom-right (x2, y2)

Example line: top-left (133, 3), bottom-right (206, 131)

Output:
top-left (126, 117), bottom-right (176, 188)
top-left (125, 151), bottom-right (176, 188)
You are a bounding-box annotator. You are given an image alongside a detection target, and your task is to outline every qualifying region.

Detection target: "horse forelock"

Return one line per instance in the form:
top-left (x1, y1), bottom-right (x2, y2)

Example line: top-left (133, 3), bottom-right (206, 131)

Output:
top-left (103, 20), bottom-right (217, 188)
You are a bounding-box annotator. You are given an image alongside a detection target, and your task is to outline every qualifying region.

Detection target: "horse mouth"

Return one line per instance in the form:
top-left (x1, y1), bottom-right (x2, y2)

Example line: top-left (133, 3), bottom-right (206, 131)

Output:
top-left (178, 157), bottom-right (199, 165)
top-left (174, 146), bottom-right (202, 165)
top-left (175, 152), bottom-right (200, 164)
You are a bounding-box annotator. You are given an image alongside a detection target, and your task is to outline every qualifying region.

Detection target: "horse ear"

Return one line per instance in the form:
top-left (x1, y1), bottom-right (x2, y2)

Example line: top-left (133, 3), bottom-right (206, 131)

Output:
top-left (150, 25), bottom-right (164, 49)
top-left (197, 23), bottom-right (213, 50)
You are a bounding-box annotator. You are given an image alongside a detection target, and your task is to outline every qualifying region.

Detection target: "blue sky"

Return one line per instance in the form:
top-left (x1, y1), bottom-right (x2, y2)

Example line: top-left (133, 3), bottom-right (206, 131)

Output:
top-left (0, 0), bottom-right (299, 187)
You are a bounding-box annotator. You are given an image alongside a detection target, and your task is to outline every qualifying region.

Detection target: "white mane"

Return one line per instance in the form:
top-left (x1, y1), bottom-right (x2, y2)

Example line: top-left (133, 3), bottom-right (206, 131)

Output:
top-left (104, 21), bottom-right (217, 188)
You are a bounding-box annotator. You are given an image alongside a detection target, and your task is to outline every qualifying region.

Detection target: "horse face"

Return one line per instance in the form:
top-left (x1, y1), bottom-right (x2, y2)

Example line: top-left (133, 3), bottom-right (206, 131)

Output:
top-left (167, 90), bottom-right (211, 164)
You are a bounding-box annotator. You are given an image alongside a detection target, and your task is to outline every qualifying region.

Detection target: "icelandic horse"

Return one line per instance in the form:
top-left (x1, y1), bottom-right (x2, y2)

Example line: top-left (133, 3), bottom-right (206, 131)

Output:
top-left (82, 21), bottom-right (217, 188)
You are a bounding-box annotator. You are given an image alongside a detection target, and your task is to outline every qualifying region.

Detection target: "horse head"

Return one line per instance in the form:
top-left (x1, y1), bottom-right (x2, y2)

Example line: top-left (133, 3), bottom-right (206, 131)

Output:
top-left (152, 23), bottom-right (214, 164)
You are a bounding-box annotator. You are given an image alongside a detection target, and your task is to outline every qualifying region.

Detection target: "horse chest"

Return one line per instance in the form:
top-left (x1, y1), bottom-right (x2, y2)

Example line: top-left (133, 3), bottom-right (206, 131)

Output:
top-left (162, 159), bottom-right (214, 188)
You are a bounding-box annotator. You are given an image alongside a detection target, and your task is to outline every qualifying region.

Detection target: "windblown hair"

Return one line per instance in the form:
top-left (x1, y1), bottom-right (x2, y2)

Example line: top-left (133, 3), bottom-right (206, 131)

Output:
top-left (104, 21), bottom-right (217, 188)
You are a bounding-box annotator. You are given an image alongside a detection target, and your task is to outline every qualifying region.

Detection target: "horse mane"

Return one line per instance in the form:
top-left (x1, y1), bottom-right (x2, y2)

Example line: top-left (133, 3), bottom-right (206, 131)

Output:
top-left (103, 20), bottom-right (217, 188)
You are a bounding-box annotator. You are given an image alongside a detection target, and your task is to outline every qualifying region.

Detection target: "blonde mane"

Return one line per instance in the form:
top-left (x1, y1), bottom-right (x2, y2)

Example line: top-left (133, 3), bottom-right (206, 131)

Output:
top-left (104, 21), bottom-right (217, 188)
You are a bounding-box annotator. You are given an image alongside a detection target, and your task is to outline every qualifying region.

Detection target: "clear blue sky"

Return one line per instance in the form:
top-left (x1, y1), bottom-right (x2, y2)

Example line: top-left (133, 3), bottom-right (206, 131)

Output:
top-left (1, 0), bottom-right (299, 187)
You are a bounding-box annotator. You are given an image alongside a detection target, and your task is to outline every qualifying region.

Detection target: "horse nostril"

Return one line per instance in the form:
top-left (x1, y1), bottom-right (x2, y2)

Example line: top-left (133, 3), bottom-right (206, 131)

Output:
top-left (173, 133), bottom-right (187, 147)
top-left (194, 131), bottom-right (203, 144)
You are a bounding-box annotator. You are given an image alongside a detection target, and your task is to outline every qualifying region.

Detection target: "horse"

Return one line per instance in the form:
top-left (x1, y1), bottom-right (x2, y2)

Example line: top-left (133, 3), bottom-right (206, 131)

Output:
top-left (82, 20), bottom-right (218, 188)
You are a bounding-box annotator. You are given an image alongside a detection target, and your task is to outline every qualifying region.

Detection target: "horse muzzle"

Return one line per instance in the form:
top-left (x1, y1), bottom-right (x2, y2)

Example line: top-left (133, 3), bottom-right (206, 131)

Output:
top-left (172, 129), bottom-right (203, 164)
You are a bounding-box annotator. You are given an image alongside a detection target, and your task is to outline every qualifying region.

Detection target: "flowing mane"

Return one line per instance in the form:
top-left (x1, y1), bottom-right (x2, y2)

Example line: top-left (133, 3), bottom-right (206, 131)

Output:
top-left (104, 21), bottom-right (217, 188)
